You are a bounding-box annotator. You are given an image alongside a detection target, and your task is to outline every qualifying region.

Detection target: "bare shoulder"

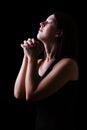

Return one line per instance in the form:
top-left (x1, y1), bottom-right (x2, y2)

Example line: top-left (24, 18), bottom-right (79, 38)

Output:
top-left (53, 58), bottom-right (79, 80)
top-left (55, 58), bottom-right (78, 68)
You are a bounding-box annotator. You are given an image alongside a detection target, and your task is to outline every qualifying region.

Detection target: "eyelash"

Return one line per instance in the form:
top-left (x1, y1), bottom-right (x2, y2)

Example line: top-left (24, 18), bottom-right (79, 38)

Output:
top-left (43, 21), bottom-right (53, 25)
top-left (40, 20), bottom-right (53, 26)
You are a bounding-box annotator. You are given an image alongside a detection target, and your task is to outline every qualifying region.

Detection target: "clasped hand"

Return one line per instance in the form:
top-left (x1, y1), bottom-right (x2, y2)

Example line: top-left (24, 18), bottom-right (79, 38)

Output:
top-left (21, 38), bottom-right (43, 59)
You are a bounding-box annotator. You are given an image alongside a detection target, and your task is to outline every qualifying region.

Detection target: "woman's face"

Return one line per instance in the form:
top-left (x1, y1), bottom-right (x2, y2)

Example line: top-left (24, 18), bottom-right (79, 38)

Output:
top-left (37, 14), bottom-right (58, 43)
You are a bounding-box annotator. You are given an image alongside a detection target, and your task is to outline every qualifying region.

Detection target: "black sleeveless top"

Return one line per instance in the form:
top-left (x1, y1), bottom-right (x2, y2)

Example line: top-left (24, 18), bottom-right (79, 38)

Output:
top-left (34, 58), bottom-right (79, 130)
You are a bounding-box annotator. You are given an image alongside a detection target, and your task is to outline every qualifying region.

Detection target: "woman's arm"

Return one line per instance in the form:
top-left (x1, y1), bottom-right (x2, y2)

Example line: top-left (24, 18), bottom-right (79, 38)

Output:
top-left (14, 39), bottom-right (78, 102)
top-left (14, 38), bottom-right (43, 100)
top-left (29, 58), bottom-right (79, 101)
top-left (14, 55), bottom-right (28, 99)
top-left (25, 58), bottom-right (38, 100)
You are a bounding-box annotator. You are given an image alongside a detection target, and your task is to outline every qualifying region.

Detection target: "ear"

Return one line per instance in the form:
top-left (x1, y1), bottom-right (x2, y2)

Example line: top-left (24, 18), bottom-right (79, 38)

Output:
top-left (55, 30), bottom-right (63, 38)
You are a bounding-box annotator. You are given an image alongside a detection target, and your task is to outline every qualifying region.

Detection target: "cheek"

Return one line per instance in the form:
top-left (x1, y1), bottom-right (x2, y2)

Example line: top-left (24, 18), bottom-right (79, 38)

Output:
top-left (37, 26), bottom-right (57, 41)
top-left (45, 27), bottom-right (56, 38)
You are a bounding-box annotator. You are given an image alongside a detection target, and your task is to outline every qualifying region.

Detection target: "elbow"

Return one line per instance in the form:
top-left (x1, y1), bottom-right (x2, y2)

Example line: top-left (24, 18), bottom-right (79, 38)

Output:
top-left (25, 90), bottom-right (34, 101)
top-left (25, 93), bottom-right (32, 101)
top-left (14, 87), bottom-right (34, 101)
top-left (14, 89), bottom-right (24, 99)
top-left (14, 90), bottom-right (20, 99)
top-left (14, 91), bottom-right (33, 102)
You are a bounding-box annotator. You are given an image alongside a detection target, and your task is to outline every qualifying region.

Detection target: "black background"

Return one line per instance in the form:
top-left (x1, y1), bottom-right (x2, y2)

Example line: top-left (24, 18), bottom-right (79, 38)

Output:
top-left (1, 0), bottom-right (82, 129)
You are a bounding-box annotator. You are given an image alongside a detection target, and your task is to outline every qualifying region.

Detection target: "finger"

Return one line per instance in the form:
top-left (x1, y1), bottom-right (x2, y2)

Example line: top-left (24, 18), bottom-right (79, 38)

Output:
top-left (24, 40), bottom-right (32, 48)
top-left (28, 38), bottom-right (32, 41)
top-left (21, 44), bottom-right (24, 48)
top-left (31, 38), bottom-right (37, 46)
top-left (27, 39), bottom-right (35, 47)
top-left (24, 40), bottom-right (27, 45)
top-left (31, 38), bottom-right (35, 43)
top-left (21, 44), bottom-right (27, 49)
top-left (27, 38), bottom-right (32, 44)
top-left (20, 40), bottom-right (28, 49)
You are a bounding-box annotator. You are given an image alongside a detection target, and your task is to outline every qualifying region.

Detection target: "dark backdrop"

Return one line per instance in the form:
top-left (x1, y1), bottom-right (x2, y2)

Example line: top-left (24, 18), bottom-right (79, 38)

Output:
top-left (1, 0), bottom-right (81, 129)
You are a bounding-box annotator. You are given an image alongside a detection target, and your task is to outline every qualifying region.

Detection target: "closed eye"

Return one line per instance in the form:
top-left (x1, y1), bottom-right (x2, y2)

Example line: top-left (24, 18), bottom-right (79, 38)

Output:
top-left (46, 20), bottom-right (54, 24)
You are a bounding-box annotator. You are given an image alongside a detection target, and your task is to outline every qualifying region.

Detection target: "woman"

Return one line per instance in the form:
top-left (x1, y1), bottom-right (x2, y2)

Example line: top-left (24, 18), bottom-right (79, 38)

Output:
top-left (14, 11), bottom-right (79, 130)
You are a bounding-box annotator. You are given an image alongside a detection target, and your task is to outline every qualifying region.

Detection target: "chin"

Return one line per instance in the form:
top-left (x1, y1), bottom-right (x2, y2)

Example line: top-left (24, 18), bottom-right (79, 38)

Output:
top-left (37, 34), bottom-right (42, 41)
top-left (37, 33), bottom-right (46, 43)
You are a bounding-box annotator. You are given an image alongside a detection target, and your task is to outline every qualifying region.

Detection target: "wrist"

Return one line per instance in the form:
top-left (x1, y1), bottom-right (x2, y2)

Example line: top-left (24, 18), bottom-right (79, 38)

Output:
top-left (23, 55), bottom-right (28, 62)
top-left (27, 55), bottom-right (38, 62)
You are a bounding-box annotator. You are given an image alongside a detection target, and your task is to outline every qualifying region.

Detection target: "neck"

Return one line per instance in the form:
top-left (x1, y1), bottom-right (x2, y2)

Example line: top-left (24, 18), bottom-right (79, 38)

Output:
top-left (44, 41), bottom-right (59, 61)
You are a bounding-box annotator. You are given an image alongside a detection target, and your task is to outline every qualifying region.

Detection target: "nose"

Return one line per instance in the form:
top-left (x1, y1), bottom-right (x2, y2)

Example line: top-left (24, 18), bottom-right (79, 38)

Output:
top-left (40, 21), bottom-right (45, 27)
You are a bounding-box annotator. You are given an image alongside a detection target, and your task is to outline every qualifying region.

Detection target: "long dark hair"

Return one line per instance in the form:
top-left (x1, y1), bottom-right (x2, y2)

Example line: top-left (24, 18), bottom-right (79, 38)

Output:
top-left (53, 11), bottom-right (79, 63)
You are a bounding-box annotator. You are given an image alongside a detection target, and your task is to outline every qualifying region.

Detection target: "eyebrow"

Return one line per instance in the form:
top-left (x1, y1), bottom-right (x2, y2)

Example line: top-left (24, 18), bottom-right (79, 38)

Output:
top-left (46, 18), bottom-right (57, 24)
top-left (46, 17), bottom-right (56, 21)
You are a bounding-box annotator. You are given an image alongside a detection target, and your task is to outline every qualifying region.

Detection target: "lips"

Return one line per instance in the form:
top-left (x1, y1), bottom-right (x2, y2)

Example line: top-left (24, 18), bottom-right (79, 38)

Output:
top-left (39, 28), bottom-right (43, 32)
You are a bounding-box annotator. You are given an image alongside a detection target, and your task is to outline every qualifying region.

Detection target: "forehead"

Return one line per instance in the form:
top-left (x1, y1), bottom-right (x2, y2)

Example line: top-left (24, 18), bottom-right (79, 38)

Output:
top-left (46, 14), bottom-right (56, 21)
